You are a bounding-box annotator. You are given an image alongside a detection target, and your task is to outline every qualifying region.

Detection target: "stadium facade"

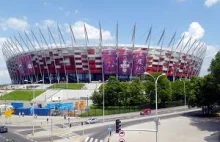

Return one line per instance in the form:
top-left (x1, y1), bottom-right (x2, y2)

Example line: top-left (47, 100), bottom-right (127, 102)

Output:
top-left (1, 24), bottom-right (206, 84)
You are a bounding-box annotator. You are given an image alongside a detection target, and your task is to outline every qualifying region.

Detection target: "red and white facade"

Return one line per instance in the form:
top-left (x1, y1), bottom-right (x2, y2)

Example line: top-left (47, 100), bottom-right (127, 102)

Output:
top-left (3, 45), bottom-right (206, 84)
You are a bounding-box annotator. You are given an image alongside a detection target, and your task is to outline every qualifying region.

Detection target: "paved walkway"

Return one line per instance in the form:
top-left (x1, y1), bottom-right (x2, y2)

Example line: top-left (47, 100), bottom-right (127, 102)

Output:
top-left (107, 116), bottom-right (220, 142)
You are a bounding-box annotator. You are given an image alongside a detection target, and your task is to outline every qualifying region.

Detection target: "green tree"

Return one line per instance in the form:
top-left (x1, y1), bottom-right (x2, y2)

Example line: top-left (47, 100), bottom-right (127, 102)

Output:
top-left (129, 77), bottom-right (149, 106)
top-left (144, 73), bottom-right (171, 107)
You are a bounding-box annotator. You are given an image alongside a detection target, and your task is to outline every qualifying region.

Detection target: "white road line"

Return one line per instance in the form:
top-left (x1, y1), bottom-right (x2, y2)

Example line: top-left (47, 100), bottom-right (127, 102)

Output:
top-left (84, 137), bottom-right (90, 142)
top-left (100, 140), bottom-right (104, 142)
top-left (89, 138), bottom-right (94, 142)
top-left (94, 139), bottom-right (98, 142)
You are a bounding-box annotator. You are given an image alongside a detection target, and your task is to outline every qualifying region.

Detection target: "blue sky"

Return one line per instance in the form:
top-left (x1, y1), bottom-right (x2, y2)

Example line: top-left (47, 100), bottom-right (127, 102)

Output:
top-left (0, 0), bottom-right (219, 84)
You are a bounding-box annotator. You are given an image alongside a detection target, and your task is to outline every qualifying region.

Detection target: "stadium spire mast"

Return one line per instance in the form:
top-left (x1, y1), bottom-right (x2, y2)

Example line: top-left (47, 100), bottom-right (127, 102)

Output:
top-left (116, 21), bottom-right (119, 80)
top-left (47, 26), bottom-right (60, 83)
top-left (36, 27), bottom-right (52, 84)
top-left (166, 31), bottom-right (176, 76)
top-left (69, 24), bottom-right (79, 83)
top-left (180, 39), bottom-right (198, 78)
top-left (30, 29), bottom-right (49, 84)
top-left (57, 23), bottom-right (68, 83)
top-left (144, 26), bottom-right (152, 75)
top-left (173, 36), bottom-right (191, 81)
top-left (130, 23), bottom-right (136, 81)
top-left (17, 32), bottom-right (38, 82)
top-left (156, 28), bottom-right (165, 72)
top-left (84, 22), bottom-right (91, 83)
top-left (24, 30), bottom-right (43, 81)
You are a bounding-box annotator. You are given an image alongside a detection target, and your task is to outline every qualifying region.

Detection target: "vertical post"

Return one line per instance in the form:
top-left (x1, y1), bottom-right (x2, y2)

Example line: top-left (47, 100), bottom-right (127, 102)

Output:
top-left (184, 81), bottom-right (186, 109)
top-left (50, 119), bottom-right (53, 142)
top-left (155, 76), bottom-right (158, 142)
top-left (32, 121), bottom-right (35, 136)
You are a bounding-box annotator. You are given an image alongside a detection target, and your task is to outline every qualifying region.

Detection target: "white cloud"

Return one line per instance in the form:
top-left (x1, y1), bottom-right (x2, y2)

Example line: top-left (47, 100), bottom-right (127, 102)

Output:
top-left (183, 22), bottom-right (205, 40)
top-left (182, 22), bottom-right (219, 76)
top-left (0, 17), bottom-right (29, 31)
top-left (35, 19), bottom-right (56, 29)
top-left (205, 0), bottom-right (220, 7)
top-left (0, 37), bottom-right (11, 85)
top-left (199, 45), bottom-right (219, 76)
top-left (67, 21), bottom-right (113, 40)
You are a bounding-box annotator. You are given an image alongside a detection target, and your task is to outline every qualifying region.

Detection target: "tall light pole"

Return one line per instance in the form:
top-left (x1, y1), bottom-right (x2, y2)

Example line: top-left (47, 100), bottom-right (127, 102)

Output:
top-left (180, 79), bottom-right (186, 109)
top-left (144, 72), bottom-right (166, 142)
top-left (24, 79), bottom-right (43, 117)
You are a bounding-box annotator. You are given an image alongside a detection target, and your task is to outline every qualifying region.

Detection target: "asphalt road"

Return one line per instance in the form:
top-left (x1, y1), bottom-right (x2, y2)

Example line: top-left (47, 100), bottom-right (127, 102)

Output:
top-left (77, 108), bottom-right (201, 141)
top-left (0, 130), bottom-right (31, 142)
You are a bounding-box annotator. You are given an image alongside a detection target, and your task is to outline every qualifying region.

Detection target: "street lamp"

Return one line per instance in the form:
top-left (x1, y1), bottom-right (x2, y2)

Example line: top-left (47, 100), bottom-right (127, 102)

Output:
top-left (144, 72), bottom-right (166, 142)
top-left (180, 78), bottom-right (187, 109)
top-left (24, 79), bottom-right (43, 117)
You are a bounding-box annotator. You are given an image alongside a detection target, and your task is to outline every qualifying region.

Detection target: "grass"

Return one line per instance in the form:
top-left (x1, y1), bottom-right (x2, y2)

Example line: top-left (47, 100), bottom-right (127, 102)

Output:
top-left (79, 107), bottom-right (140, 117)
top-left (49, 83), bottom-right (84, 89)
top-left (0, 90), bottom-right (45, 101)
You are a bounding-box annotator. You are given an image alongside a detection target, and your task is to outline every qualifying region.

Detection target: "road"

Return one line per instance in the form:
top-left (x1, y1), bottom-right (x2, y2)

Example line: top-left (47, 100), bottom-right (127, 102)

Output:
top-left (0, 130), bottom-right (31, 142)
top-left (79, 108), bottom-right (201, 142)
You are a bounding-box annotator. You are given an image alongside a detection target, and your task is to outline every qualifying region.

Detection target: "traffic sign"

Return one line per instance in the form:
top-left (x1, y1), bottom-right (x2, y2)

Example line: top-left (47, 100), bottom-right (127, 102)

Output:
top-left (119, 138), bottom-right (125, 142)
top-left (119, 130), bottom-right (125, 137)
top-left (5, 110), bottom-right (12, 118)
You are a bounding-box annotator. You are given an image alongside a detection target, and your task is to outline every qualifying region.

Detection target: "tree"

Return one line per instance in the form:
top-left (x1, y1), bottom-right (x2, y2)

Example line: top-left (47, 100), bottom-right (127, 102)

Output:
top-left (171, 80), bottom-right (184, 101)
top-left (144, 73), bottom-right (172, 107)
top-left (128, 77), bottom-right (149, 106)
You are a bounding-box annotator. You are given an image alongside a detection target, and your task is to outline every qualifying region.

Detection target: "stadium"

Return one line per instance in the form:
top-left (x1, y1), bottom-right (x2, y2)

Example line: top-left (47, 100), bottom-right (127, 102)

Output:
top-left (1, 24), bottom-right (206, 84)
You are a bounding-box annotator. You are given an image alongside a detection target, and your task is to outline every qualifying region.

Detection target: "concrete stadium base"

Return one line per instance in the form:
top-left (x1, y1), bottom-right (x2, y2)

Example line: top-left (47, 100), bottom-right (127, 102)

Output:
top-left (107, 116), bottom-right (220, 142)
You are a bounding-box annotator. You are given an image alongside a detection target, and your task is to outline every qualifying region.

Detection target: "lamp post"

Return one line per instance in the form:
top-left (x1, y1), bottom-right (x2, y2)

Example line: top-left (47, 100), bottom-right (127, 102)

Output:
top-left (24, 79), bottom-right (43, 117)
top-left (180, 79), bottom-right (186, 109)
top-left (144, 72), bottom-right (166, 142)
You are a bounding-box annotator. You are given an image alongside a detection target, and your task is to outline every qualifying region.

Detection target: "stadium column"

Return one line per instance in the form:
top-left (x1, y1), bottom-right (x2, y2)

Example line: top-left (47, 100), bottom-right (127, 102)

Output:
top-left (130, 23), bottom-right (136, 81)
top-left (17, 32), bottom-right (38, 83)
top-left (38, 27), bottom-right (52, 84)
top-left (116, 21), bottom-right (119, 80)
top-left (180, 40), bottom-right (198, 78)
top-left (187, 43), bottom-right (204, 78)
top-left (144, 26), bottom-right (152, 74)
top-left (47, 25), bottom-right (60, 83)
top-left (69, 24), bottom-right (79, 83)
top-left (25, 31), bottom-right (44, 83)
top-left (156, 29), bottom-right (165, 73)
top-left (174, 37), bottom-right (191, 81)
top-left (84, 23), bottom-right (91, 83)
top-left (165, 32), bottom-right (176, 76)
top-left (5, 39), bottom-right (23, 83)
top-left (57, 23), bottom-right (68, 83)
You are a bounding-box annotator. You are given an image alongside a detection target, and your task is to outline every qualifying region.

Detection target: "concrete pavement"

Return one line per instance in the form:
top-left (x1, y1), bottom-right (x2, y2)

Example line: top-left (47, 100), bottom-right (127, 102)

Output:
top-left (107, 116), bottom-right (220, 142)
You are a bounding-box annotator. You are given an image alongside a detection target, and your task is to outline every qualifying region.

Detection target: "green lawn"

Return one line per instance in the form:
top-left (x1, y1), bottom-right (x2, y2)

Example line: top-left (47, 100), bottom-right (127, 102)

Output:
top-left (79, 107), bottom-right (140, 117)
top-left (0, 90), bottom-right (45, 101)
top-left (49, 83), bottom-right (84, 89)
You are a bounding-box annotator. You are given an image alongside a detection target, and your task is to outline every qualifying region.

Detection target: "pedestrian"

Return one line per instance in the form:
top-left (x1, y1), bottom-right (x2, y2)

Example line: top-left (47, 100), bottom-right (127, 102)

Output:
top-left (22, 112), bottom-right (24, 117)
top-left (19, 112), bottom-right (21, 117)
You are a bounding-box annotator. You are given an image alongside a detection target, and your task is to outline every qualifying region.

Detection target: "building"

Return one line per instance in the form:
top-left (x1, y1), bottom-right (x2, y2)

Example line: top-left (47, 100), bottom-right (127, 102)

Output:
top-left (1, 24), bottom-right (206, 84)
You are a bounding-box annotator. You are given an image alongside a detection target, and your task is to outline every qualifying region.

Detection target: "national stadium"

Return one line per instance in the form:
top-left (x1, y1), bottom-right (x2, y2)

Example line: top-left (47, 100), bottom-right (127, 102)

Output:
top-left (1, 24), bottom-right (207, 84)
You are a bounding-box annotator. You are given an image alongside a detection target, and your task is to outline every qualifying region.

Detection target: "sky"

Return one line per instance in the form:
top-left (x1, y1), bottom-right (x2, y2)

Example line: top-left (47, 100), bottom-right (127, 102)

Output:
top-left (0, 0), bottom-right (219, 84)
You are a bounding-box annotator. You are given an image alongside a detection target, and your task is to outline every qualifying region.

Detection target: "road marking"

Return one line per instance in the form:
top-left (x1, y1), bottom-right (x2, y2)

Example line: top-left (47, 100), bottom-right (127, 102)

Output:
top-left (94, 139), bottom-right (98, 142)
top-left (84, 137), bottom-right (90, 142)
top-left (100, 140), bottom-right (104, 142)
top-left (89, 138), bottom-right (94, 142)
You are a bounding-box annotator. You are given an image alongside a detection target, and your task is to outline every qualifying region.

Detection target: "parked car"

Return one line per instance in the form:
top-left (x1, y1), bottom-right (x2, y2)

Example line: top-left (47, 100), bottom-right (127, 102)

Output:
top-left (0, 126), bottom-right (8, 133)
top-left (51, 110), bottom-right (61, 116)
top-left (85, 118), bottom-right (99, 124)
top-left (140, 108), bottom-right (151, 115)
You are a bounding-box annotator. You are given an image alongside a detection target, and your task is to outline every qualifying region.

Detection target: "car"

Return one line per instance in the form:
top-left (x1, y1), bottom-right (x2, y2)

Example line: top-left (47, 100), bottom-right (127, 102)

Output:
top-left (0, 126), bottom-right (8, 133)
top-left (85, 118), bottom-right (99, 124)
top-left (140, 108), bottom-right (151, 115)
